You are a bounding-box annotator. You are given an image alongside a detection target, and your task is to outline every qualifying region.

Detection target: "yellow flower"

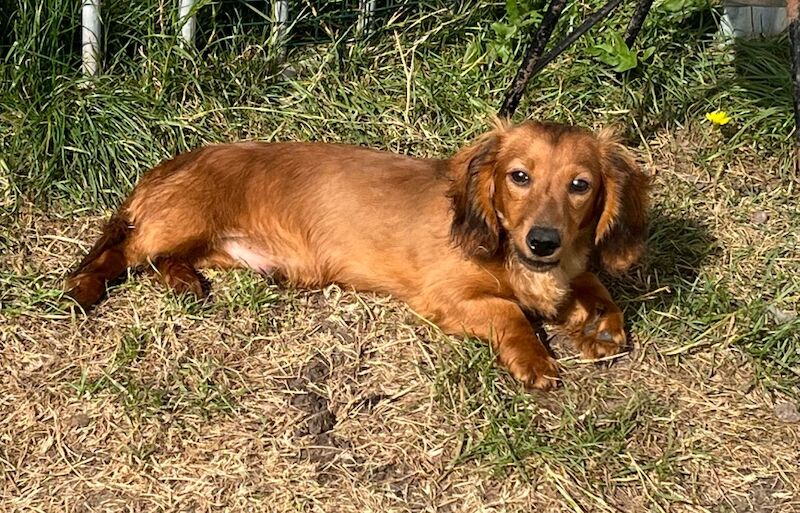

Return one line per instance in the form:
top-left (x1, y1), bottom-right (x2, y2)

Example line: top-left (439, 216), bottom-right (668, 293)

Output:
top-left (705, 110), bottom-right (731, 125)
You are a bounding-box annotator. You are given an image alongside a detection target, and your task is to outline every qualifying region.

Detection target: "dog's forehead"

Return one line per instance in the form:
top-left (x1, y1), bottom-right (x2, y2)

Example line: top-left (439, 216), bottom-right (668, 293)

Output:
top-left (501, 124), bottom-right (600, 169)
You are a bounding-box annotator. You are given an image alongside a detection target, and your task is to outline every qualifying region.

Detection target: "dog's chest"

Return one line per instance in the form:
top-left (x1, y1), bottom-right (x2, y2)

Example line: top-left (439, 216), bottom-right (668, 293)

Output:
top-left (509, 269), bottom-right (570, 318)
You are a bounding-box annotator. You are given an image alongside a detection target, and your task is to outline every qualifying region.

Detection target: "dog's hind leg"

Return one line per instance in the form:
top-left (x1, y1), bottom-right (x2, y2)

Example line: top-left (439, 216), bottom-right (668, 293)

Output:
top-left (152, 255), bottom-right (205, 298)
top-left (64, 216), bottom-right (132, 310)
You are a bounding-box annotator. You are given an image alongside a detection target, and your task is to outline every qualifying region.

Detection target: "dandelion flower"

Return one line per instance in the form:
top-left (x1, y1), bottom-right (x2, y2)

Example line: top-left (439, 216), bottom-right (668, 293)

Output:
top-left (705, 110), bottom-right (731, 126)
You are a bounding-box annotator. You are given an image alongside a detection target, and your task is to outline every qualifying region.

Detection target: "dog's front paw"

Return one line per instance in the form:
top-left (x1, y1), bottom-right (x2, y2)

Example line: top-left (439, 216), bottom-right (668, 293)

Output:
top-left (575, 308), bottom-right (626, 360)
top-left (507, 353), bottom-right (560, 391)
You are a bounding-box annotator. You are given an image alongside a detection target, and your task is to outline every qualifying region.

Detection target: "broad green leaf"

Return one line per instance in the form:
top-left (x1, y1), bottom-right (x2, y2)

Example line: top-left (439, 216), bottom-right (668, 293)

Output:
top-left (661, 0), bottom-right (686, 12)
top-left (614, 51), bottom-right (638, 72)
top-left (491, 22), bottom-right (513, 38)
top-left (496, 45), bottom-right (512, 63)
top-left (506, 0), bottom-right (520, 24)
top-left (463, 38), bottom-right (483, 66)
top-left (610, 32), bottom-right (627, 52)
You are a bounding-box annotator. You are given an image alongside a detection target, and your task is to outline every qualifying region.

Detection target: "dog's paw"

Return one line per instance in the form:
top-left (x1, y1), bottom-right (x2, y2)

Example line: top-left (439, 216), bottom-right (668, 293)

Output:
top-left (64, 274), bottom-right (105, 312)
top-left (575, 308), bottom-right (626, 360)
top-left (163, 272), bottom-right (205, 298)
top-left (507, 354), bottom-right (560, 391)
top-left (157, 259), bottom-right (206, 298)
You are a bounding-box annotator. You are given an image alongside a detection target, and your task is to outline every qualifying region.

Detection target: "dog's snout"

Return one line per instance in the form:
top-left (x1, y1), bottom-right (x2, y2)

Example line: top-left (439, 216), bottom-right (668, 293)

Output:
top-left (527, 227), bottom-right (561, 257)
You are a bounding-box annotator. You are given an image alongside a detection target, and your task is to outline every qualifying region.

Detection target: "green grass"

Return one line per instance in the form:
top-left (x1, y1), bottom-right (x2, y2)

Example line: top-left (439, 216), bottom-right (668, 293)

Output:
top-left (1, 0), bottom-right (798, 505)
top-left (434, 337), bottom-right (690, 508)
top-left (1, 0), bottom-right (794, 205)
top-left (69, 323), bottom-right (242, 419)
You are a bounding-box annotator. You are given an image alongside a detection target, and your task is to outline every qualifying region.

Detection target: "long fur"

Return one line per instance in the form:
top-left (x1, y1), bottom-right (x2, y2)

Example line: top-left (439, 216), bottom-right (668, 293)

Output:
top-left (64, 120), bottom-right (649, 390)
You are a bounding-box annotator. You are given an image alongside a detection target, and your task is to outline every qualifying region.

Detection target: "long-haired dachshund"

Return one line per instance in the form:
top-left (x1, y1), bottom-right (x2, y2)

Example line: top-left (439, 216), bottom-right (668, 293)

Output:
top-left (65, 119), bottom-right (648, 390)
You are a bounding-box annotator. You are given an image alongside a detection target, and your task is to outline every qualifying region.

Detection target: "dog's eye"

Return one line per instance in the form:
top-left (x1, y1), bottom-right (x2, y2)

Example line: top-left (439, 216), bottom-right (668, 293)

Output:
top-left (569, 178), bottom-right (590, 194)
top-left (509, 170), bottom-right (530, 186)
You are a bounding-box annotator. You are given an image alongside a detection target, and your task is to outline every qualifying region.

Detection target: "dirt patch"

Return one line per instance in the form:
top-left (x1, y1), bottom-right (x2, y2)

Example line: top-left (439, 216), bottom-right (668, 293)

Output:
top-left (288, 356), bottom-right (346, 469)
top-left (721, 477), bottom-right (789, 513)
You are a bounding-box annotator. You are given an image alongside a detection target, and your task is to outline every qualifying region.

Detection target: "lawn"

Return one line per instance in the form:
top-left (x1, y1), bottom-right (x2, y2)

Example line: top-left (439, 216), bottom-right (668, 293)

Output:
top-left (1, 0), bottom-right (798, 511)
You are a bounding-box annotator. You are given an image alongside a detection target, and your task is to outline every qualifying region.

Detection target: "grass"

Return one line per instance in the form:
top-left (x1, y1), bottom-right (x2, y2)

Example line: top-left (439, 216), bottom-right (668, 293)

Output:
top-left (1, 0), bottom-right (799, 511)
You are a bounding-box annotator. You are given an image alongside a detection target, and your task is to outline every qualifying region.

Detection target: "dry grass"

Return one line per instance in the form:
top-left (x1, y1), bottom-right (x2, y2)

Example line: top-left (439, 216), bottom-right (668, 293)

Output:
top-left (2, 1), bottom-right (798, 510)
top-left (1, 128), bottom-right (798, 512)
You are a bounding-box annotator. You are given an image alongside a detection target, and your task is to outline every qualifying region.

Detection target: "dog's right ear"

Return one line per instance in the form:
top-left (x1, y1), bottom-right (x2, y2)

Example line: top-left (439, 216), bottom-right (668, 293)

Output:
top-left (447, 121), bottom-right (506, 257)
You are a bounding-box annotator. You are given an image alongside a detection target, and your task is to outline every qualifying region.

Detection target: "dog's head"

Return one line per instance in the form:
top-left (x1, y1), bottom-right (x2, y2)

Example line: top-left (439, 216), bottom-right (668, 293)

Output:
top-left (448, 119), bottom-right (649, 276)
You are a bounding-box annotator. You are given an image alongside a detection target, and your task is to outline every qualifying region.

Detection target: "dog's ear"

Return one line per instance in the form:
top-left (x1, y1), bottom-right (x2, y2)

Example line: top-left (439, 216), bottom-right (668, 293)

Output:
top-left (594, 129), bottom-right (650, 274)
top-left (448, 123), bottom-right (506, 257)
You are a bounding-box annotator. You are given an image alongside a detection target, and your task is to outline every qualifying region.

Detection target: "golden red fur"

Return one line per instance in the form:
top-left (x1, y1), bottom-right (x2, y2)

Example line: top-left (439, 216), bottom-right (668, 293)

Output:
top-left (65, 120), bottom-right (649, 390)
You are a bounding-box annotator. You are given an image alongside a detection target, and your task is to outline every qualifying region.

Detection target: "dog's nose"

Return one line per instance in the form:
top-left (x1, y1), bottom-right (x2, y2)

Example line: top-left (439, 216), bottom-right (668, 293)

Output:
top-left (527, 227), bottom-right (561, 257)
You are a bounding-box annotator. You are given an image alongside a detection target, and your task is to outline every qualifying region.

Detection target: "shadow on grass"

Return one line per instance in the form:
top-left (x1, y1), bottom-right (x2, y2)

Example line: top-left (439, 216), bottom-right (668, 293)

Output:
top-left (730, 35), bottom-right (792, 114)
top-left (604, 206), bottom-right (720, 306)
top-left (609, 207), bottom-right (800, 397)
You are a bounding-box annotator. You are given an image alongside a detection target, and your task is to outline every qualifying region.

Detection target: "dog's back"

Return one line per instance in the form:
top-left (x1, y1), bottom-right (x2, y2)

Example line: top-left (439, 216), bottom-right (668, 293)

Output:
top-left (65, 142), bottom-right (452, 309)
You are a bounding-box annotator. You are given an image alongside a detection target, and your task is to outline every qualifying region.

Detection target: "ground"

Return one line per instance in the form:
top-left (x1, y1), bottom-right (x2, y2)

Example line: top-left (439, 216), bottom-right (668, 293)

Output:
top-left (1, 127), bottom-right (798, 512)
top-left (2, 0), bottom-right (799, 510)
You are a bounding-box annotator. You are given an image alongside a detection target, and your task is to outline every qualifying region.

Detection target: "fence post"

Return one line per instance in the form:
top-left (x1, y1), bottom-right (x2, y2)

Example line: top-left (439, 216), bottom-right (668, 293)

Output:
top-left (81, 0), bottom-right (101, 75)
top-left (273, 1), bottom-right (288, 39)
top-left (357, 0), bottom-right (376, 35)
top-left (270, 0), bottom-right (289, 60)
top-left (179, 0), bottom-right (197, 44)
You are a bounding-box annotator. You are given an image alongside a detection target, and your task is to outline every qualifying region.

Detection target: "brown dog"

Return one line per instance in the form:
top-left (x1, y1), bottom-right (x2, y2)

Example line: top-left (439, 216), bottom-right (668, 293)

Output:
top-left (65, 119), bottom-right (648, 390)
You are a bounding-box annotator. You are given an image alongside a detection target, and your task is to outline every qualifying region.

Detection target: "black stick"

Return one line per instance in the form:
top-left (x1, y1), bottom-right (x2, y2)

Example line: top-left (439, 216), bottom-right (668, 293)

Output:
top-left (624, 0), bottom-right (656, 47)
top-left (529, 0), bottom-right (624, 79)
top-left (499, 0), bottom-right (568, 118)
top-left (790, 0), bottom-right (800, 170)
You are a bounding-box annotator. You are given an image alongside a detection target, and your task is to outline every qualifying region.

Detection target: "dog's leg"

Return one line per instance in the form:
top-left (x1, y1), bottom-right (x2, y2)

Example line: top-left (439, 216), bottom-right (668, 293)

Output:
top-left (437, 298), bottom-right (559, 390)
top-left (153, 256), bottom-right (205, 298)
top-left (66, 212), bottom-right (213, 309)
top-left (65, 216), bottom-right (132, 310)
top-left (556, 272), bottom-right (626, 360)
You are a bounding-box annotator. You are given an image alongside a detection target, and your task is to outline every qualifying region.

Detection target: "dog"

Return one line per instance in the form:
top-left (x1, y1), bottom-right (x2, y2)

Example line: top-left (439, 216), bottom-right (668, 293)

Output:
top-left (64, 119), bottom-right (649, 390)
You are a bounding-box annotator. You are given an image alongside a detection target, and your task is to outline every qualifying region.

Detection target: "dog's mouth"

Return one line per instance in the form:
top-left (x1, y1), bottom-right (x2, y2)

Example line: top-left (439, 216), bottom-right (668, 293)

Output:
top-left (514, 249), bottom-right (560, 272)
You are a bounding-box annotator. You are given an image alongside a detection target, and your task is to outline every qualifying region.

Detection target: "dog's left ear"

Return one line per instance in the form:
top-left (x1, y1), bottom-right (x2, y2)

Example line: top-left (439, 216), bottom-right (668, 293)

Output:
top-left (447, 122), bottom-right (506, 257)
top-left (594, 130), bottom-right (650, 274)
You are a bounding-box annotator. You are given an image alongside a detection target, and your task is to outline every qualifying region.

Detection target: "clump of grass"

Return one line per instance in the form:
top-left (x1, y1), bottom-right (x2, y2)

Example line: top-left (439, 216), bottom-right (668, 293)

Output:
top-left (433, 336), bottom-right (694, 509)
top-left (1, 0), bottom-right (793, 207)
top-left (70, 325), bottom-right (241, 419)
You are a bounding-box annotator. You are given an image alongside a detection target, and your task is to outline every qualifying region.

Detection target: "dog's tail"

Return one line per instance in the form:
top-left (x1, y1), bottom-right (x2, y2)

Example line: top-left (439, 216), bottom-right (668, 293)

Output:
top-left (64, 214), bottom-right (132, 311)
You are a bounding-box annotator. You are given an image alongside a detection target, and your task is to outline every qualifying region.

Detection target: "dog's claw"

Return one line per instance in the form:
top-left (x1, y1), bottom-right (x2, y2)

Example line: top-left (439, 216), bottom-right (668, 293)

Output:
top-left (596, 330), bottom-right (614, 342)
top-left (576, 309), bottom-right (626, 360)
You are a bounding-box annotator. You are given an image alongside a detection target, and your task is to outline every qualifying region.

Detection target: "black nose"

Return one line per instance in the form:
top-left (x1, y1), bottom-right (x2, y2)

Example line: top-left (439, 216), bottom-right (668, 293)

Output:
top-left (527, 227), bottom-right (561, 257)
